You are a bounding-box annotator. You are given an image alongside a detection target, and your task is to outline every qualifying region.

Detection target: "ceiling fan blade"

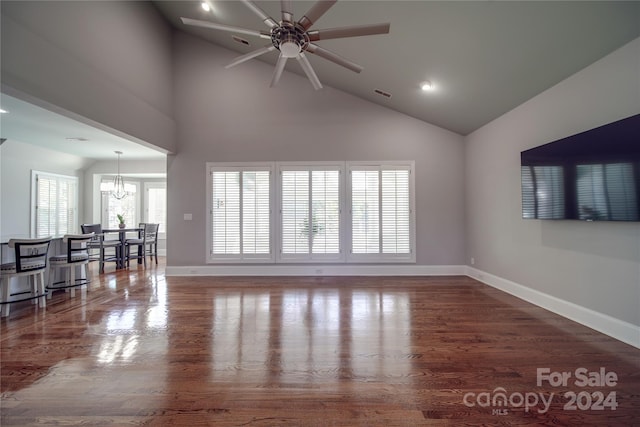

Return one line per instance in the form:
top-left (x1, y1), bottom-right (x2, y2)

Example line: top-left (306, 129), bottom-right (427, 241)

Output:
top-left (226, 46), bottom-right (277, 69)
top-left (298, 0), bottom-right (337, 31)
top-left (281, 0), bottom-right (294, 24)
top-left (296, 53), bottom-right (323, 90)
top-left (305, 44), bottom-right (363, 73)
top-left (270, 54), bottom-right (288, 87)
top-left (308, 23), bottom-right (390, 41)
top-left (240, 0), bottom-right (278, 28)
top-left (180, 17), bottom-right (271, 39)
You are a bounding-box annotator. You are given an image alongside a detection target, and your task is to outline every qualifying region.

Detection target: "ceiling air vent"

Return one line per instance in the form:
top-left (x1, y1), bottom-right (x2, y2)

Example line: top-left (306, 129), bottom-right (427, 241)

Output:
top-left (374, 89), bottom-right (392, 98)
top-left (232, 35), bottom-right (250, 46)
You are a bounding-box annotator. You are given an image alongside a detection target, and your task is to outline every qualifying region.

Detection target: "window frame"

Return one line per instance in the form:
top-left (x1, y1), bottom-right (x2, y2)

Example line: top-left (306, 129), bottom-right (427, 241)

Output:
top-left (276, 162), bottom-right (345, 263)
top-left (30, 170), bottom-right (79, 238)
top-left (206, 162), bottom-right (275, 263)
top-left (346, 161), bottom-right (416, 263)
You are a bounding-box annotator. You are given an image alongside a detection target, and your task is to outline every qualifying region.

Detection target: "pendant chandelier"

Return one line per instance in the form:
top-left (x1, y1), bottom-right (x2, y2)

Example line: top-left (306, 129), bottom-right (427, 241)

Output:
top-left (112, 151), bottom-right (126, 199)
top-left (99, 151), bottom-right (136, 199)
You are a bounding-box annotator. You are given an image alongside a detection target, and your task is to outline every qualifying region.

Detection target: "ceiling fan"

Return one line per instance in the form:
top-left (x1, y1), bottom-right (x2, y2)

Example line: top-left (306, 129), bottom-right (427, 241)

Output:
top-left (181, 0), bottom-right (390, 90)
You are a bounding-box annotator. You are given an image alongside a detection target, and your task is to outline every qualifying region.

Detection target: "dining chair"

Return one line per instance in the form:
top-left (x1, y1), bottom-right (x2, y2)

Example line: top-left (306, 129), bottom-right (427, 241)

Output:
top-left (142, 223), bottom-right (159, 265)
top-left (0, 237), bottom-right (52, 317)
top-left (48, 233), bottom-right (94, 298)
top-left (80, 224), bottom-right (122, 273)
top-left (125, 223), bottom-right (159, 267)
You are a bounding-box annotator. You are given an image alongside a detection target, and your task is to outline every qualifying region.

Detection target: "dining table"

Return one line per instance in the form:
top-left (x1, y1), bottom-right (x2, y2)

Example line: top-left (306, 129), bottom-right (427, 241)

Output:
top-left (102, 227), bottom-right (143, 269)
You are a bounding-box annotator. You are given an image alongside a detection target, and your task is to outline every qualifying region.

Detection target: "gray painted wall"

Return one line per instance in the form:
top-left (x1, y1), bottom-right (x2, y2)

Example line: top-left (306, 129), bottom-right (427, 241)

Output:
top-left (465, 38), bottom-right (640, 326)
top-left (168, 32), bottom-right (466, 266)
top-left (1, 0), bottom-right (176, 153)
top-left (0, 140), bottom-right (90, 241)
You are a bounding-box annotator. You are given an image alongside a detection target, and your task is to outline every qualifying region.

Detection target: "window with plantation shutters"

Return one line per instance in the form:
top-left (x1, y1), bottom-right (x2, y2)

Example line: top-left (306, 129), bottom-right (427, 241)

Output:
top-left (208, 164), bottom-right (272, 262)
top-left (348, 163), bottom-right (415, 262)
top-left (32, 171), bottom-right (78, 238)
top-left (206, 161), bottom-right (415, 264)
top-left (279, 165), bottom-right (342, 262)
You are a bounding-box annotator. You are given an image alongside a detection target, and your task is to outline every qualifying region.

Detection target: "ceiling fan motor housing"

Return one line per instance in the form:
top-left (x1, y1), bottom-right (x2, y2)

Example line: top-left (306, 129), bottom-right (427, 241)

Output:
top-left (271, 24), bottom-right (309, 58)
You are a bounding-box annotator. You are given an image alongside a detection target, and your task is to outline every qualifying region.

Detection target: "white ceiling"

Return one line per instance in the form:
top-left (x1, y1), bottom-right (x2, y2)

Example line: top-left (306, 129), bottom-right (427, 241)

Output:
top-left (154, 0), bottom-right (640, 135)
top-left (0, 93), bottom-right (166, 160)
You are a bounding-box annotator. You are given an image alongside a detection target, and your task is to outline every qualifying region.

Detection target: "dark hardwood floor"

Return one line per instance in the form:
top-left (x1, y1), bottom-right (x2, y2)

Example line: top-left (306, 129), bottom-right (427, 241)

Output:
top-left (1, 260), bottom-right (639, 426)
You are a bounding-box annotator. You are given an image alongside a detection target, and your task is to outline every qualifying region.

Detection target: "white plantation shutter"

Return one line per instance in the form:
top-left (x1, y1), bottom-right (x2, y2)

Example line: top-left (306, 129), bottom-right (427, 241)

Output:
top-left (33, 172), bottom-right (78, 238)
top-left (351, 169), bottom-right (380, 254)
top-left (349, 163), bottom-right (414, 262)
top-left (279, 167), bottom-right (341, 261)
top-left (311, 170), bottom-right (340, 254)
top-left (212, 171), bottom-right (241, 255)
top-left (210, 166), bottom-right (272, 261)
top-left (242, 171), bottom-right (271, 254)
top-left (282, 171), bottom-right (310, 254)
top-left (382, 170), bottom-right (410, 254)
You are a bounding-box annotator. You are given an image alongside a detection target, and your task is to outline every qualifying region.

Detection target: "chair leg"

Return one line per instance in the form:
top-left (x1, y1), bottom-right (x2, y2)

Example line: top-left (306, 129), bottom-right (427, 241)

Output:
top-left (31, 276), bottom-right (38, 305)
top-left (38, 271), bottom-right (46, 308)
top-left (70, 266), bottom-right (76, 298)
top-left (1, 278), bottom-right (10, 318)
top-left (48, 266), bottom-right (56, 300)
top-left (99, 247), bottom-right (105, 274)
top-left (84, 263), bottom-right (90, 290)
top-left (154, 243), bottom-right (158, 264)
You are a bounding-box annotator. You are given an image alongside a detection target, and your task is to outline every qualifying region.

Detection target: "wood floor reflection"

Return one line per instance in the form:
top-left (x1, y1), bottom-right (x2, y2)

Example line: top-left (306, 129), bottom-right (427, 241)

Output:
top-left (1, 260), bottom-right (639, 426)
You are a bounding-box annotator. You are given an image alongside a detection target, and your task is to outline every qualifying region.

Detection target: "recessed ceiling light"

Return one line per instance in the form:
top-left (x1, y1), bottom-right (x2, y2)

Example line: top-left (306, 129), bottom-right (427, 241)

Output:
top-left (65, 137), bottom-right (89, 142)
top-left (420, 81), bottom-right (433, 91)
top-left (0, 108), bottom-right (8, 114)
top-left (420, 80), bottom-right (433, 92)
top-left (201, 2), bottom-right (210, 12)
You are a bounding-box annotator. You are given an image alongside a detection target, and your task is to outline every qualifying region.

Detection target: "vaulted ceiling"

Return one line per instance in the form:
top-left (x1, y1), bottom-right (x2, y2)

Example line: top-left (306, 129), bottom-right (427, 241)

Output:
top-left (155, 1), bottom-right (640, 135)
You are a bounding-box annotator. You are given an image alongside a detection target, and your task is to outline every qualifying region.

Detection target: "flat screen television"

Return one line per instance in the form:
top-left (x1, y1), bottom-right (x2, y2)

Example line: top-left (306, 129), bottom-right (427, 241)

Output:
top-left (521, 114), bottom-right (640, 221)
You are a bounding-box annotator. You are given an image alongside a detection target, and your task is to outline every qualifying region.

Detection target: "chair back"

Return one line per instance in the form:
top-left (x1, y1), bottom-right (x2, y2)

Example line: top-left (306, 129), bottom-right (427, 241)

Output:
top-left (81, 224), bottom-right (103, 234)
top-left (8, 237), bottom-right (52, 273)
top-left (63, 233), bottom-right (95, 263)
top-left (142, 223), bottom-right (159, 243)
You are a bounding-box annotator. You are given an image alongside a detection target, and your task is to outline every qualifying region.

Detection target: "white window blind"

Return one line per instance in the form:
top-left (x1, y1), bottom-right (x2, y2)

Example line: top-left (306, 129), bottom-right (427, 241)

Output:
top-left (33, 171), bottom-right (78, 238)
top-left (210, 166), bottom-right (272, 261)
top-left (280, 167), bottom-right (341, 261)
top-left (349, 163), bottom-right (414, 261)
top-left (381, 170), bottom-right (410, 254)
top-left (351, 169), bottom-right (380, 254)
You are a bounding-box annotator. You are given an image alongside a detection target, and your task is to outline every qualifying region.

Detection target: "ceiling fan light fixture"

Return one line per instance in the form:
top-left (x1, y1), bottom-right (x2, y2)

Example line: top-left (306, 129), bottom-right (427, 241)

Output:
top-left (280, 40), bottom-right (301, 58)
top-left (420, 81), bottom-right (433, 91)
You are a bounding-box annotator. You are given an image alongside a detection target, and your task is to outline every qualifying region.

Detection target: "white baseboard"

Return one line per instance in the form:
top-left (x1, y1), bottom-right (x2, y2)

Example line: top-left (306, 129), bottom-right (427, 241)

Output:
top-left (165, 264), bottom-right (466, 277)
top-left (466, 266), bottom-right (640, 349)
